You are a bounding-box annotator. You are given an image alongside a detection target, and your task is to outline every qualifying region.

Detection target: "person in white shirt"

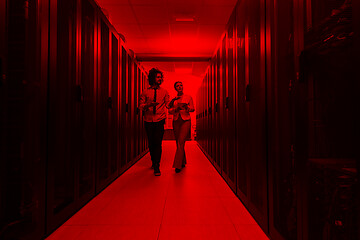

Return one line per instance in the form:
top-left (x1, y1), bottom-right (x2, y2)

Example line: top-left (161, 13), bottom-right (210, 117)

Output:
top-left (168, 81), bottom-right (195, 173)
top-left (139, 68), bottom-right (170, 176)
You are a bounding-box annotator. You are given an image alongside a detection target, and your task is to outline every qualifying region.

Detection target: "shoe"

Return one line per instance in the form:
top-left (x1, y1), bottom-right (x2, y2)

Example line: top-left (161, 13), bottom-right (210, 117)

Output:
top-left (175, 168), bottom-right (181, 173)
top-left (154, 168), bottom-right (161, 176)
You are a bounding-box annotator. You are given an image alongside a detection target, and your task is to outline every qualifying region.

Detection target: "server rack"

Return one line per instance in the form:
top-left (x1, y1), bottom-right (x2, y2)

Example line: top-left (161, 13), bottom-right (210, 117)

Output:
top-left (0, 0), bottom-right (149, 238)
top-left (0, 0), bottom-right (48, 239)
top-left (133, 64), bottom-right (138, 158)
top-left (266, 0), bottom-right (297, 239)
top-left (120, 46), bottom-right (128, 170)
top-left (111, 33), bottom-right (119, 175)
top-left (196, 1), bottom-right (357, 240)
top-left (222, 11), bottom-right (237, 191)
top-left (197, 0), bottom-right (269, 232)
top-left (296, 1), bottom-right (356, 239)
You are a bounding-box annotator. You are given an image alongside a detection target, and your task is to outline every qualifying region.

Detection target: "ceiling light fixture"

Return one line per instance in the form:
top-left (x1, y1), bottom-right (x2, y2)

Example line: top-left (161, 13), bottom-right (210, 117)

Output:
top-left (175, 17), bottom-right (195, 22)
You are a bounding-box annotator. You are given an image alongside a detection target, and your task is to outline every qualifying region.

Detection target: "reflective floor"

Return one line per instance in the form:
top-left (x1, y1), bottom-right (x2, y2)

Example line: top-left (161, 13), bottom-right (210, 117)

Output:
top-left (46, 141), bottom-right (268, 240)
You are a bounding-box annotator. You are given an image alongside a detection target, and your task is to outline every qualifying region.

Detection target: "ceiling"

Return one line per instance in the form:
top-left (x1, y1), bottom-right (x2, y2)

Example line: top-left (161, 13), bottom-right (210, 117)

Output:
top-left (96, 0), bottom-right (237, 94)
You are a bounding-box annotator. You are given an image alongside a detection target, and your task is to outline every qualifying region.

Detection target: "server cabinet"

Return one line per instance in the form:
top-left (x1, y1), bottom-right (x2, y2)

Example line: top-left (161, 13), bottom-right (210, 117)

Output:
top-left (1, 0), bottom-right (154, 238)
top-left (202, 73), bottom-right (205, 148)
top-left (296, 1), bottom-right (356, 239)
top-left (140, 71), bottom-right (145, 153)
top-left (142, 71), bottom-right (147, 152)
top-left (96, 16), bottom-right (120, 191)
top-left (214, 51), bottom-right (221, 171)
top-left (223, 12), bottom-right (237, 189)
top-left (211, 63), bottom-right (216, 161)
top-left (207, 68), bottom-right (211, 159)
top-left (133, 64), bottom-right (139, 158)
top-left (144, 72), bottom-right (148, 150)
top-left (139, 68), bottom-right (146, 156)
top-left (127, 54), bottom-right (134, 164)
top-left (204, 72), bottom-right (211, 155)
top-left (197, 87), bottom-right (200, 143)
top-left (96, 18), bottom-right (111, 189)
top-left (246, 0), bottom-right (268, 231)
top-left (201, 79), bottom-right (205, 148)
top-left (220, 36), bottom-right (227, 177)
top-left (110, 33), bottom-right (119, 175)
top-left (235, 0), bottom-right (249, 206)
top-left (120, 46), bottom-right (127, 168)
top-left (47, 0), bottom-right (78, 231)
top-left (141, 69), bottom-right (145, 154)
top-left (141, 71), bottom-right (148, 151)
top-left (267, 0), bottom-right (297, 239)
top-left (78, 0), bottom-right (96, 201)
top-left (0, 4), bottom-right (5, 236)
top-left (0, 0), bottom-right (47, 239)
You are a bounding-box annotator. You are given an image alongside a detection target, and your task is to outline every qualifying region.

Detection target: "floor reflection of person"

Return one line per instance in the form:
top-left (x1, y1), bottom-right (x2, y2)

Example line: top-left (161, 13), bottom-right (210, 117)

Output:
top-left (167, 81), bottom-right (195, 173)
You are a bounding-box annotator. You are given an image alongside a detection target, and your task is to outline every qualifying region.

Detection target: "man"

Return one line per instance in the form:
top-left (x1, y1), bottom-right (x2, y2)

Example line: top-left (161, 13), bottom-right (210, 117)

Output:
top-left (139, 68), bottom-right (169, 176)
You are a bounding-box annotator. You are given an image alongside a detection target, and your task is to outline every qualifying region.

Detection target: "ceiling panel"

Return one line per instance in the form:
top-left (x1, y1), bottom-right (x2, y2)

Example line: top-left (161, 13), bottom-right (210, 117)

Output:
top-left (167, 0), bottom-right (204, 6)
top-left (132, 5), bottom-right (170, 24)
top-left (167, 3), bottom-right (202, 17)
top-left (98, 0), bottom-right (129, 4)
top-left (145, 37), bottom-right (172, 54)
top-left (114, 23), bottom-right (143, 39)
top-left (197, 24), bottom-right (226, 44)
top-left (205, 0), bottom-right (238, 5)
top-left (125, 38), bottom-right (149, 52)
top-left (141, 62), bottom-right (175, 72)
top-left (141, 24), bottom-right (169, 38)
top-left (102, 5), bottom-right (138, 24)
top-left (197, 6), bottom-right (234, 24)
top-left (130, 0), bottom-right (167, 5)
top-left (170, 22), bottom-right (199, 38)
top-left (96, 0), bottom-right (238, 78)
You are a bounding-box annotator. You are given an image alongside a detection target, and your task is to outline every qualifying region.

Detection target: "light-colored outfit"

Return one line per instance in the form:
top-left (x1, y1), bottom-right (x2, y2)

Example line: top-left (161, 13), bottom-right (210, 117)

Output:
top-left (170, 94), bottom-right (194, 121)
top-left (168, 94), bottom-right (195, 169)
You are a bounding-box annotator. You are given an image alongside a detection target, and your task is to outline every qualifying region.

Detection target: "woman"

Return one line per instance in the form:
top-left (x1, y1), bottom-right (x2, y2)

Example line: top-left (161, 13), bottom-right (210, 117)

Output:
top-left (168, 81), bottom-right (195, 173)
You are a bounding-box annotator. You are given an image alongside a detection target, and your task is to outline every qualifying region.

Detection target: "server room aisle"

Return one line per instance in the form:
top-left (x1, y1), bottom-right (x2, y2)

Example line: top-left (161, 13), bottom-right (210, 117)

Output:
top-left (46, 141), bottom-right (268, 240)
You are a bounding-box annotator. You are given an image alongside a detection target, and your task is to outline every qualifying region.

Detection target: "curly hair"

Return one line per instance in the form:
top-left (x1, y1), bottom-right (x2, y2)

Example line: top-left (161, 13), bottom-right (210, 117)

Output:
top-left (148, 68), bottom-right (163, 86)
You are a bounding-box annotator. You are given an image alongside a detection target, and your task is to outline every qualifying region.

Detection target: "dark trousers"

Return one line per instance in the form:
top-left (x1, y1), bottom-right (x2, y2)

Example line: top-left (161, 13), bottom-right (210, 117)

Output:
top-left (144, 119), bottom-right (165, 169)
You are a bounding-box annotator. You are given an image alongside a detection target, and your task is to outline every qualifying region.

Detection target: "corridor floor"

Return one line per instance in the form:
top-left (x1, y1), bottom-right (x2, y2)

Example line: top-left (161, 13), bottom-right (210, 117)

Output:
top-left (46, 141), bottom-right (269, 240)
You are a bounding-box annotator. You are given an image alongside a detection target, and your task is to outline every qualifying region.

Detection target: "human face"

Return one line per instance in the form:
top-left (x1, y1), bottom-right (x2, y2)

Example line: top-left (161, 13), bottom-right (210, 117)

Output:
top-left (175, 82), bottom-right (183, 93)
top-left (155, 73), bottom-right (163, 85)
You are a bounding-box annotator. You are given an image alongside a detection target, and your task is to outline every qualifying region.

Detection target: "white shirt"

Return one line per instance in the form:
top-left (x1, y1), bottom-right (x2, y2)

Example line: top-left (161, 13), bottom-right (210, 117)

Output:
top-left (168, 94), bottom-right (195, 121)
top-left (139, 86), bottom-right (170, 122)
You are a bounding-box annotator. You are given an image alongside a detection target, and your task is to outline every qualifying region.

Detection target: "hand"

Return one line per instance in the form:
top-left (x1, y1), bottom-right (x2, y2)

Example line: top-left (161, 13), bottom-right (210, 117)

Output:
top-left (149, 102), bottom-right (159, 107)
top-left (145, 101), bottom-right (159, 109)
top-left (177, 103), bottom-right (188, 110)
top-left (169, 97), bottom-right (181, 106)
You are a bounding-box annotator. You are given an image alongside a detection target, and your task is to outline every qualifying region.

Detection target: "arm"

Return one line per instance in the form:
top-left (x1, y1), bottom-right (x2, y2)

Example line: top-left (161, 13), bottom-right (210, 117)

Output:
top-left (139, 91), bottom-right (148, 110)
top-left (168, 97), bottom-right (182, 115)
top-left (139, 90), bottom-right (157, 111)
top-left (164, 91), bottom-right (170, 108)
top-left (167, 96), bottom-right (180, 109)
top-left (168, 107), bottom-right (176, 115)
top-left (186, 96), bottom-right (195, 112)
